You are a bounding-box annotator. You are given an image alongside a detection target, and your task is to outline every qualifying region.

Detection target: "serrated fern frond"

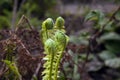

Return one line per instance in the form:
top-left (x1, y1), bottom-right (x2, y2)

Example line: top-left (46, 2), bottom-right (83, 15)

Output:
top-left (41, 17), bottom-right (69, 80)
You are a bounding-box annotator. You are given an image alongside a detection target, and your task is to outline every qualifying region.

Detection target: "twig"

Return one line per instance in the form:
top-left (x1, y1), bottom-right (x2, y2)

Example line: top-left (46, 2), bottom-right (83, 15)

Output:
top-left (11, 0), bottom-right (26, 30)
top-left (16, 15), bottom-right (33, 31)
top-left (0, 65), bottom-right (9, 78)
top-left (16, 36), bottom-right (32, 56)
top-left (11, 0), bottom-right (18, 30)
top-left (31, 63), bottom-right (41, 80)
top-left (11, 33), bottom-right (34, 59)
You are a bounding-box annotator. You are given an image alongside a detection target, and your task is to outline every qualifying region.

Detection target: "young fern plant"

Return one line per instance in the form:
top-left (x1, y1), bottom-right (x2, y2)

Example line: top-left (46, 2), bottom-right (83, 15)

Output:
top-left (41, 17), bottom-right (69, 80)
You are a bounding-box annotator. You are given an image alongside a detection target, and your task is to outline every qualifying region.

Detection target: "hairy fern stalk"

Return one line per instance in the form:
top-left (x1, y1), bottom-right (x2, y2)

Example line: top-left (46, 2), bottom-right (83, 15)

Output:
top-left (41, 17), bottom-right (69, 80)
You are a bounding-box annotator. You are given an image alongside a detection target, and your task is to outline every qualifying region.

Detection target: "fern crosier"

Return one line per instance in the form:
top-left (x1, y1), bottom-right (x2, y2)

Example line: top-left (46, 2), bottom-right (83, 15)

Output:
top-left (41, 17), bottom-right (69, 80)
top-left (42, 39), bottom-right (56, 80)
top-left (54, 31), bottom-right (68, 79)
top-left (41, 18), bottom-right (54, 44)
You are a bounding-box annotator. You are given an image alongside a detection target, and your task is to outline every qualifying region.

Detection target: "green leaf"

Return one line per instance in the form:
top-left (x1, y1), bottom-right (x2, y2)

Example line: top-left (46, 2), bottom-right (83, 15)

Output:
top-left (104, 21), bottom-right (115, 31)
top-left (85, 10), bottom-right (106, 29)
top-left (85, 10), bottom-right (104, 22)
top-left (98, 32), bottom-right (120, 43)
top-left (99, 50), bottom-right (116, 60)
top-left (98, 32), bottom-right (120, 53)
top-left (105, 40), bottom-right (120, 53)
top-left (105, 58), bottom-right (120, 68)
top-left (115, 10), bottom-right (120, 20)
top-left (86, 60), bottom-right (103, 72)
top-left (70, 35), bottom-right (88, 45)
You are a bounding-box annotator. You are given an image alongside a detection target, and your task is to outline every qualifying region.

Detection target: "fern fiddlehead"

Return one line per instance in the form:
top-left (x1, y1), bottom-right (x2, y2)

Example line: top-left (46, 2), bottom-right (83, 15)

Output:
top-left (41, 18), bottom-right (54, 44)
top-left (42, 39), bottom-right (56, 80)
top-left (41, 17), bottom-right (69, 80)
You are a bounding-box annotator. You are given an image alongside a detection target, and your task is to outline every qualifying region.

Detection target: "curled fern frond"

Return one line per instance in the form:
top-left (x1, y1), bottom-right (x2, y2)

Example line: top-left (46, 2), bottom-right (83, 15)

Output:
top-left (42, 39), bottom-right (56, 80)
top-left (55, 31), bottom-right (67, 50)
top-left (55, 17), bottom-right (65, 29)
top-left (41, 18), bottom-right (54, 44)
top-left (41, 17), bottom-right (69, 80)
top-left (42, 18), bottom-right (54, 30)
top-left (54, 31), bottom-right (69, 80)
top-left (44, 38), bottom-right (56, 54)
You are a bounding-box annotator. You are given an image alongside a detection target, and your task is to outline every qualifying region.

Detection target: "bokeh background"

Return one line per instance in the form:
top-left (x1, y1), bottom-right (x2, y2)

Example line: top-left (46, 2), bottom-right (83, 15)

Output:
top-left (0, 0), bottom-right (120, 80)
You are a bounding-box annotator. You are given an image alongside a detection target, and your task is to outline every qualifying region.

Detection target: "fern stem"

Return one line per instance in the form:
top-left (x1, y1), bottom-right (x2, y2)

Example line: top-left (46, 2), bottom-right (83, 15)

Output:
top-left (49, 52), bottom-right (54, 80)
top-left (54, 50), bottom-right (64, 80)
top-left (46, 29), bottom-right (48, 39)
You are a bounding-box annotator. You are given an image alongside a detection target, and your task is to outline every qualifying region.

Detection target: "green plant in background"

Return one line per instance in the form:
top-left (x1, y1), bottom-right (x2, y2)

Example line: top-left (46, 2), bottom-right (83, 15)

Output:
top-left (0, 0), bottom-right (57, 29)
top-left (85, 9), bottom-right (120, 69)
top-left (0, 16), bottom-right (10, 29)
top-left (41, 17), bottom-right (69, 80)
top-left (1, 41), bottom-right (22, 80)
top-left (85, 10), bottom-right (106, 29)
top-left (2, 60), bottom-right (22, 80)
top-left (0, 0), bottom-right (12, 29)
top-left (17, 0), bottom-right (57, 28)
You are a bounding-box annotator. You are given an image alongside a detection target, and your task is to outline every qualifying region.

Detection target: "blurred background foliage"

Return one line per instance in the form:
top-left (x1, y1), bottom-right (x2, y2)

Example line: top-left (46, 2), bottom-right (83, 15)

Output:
top-left (0, 0), bottom-right (120, 29)
top-left (0, 0), bottom-right (57, 29)
top-left (0, 0), bottom-right (120, 80)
